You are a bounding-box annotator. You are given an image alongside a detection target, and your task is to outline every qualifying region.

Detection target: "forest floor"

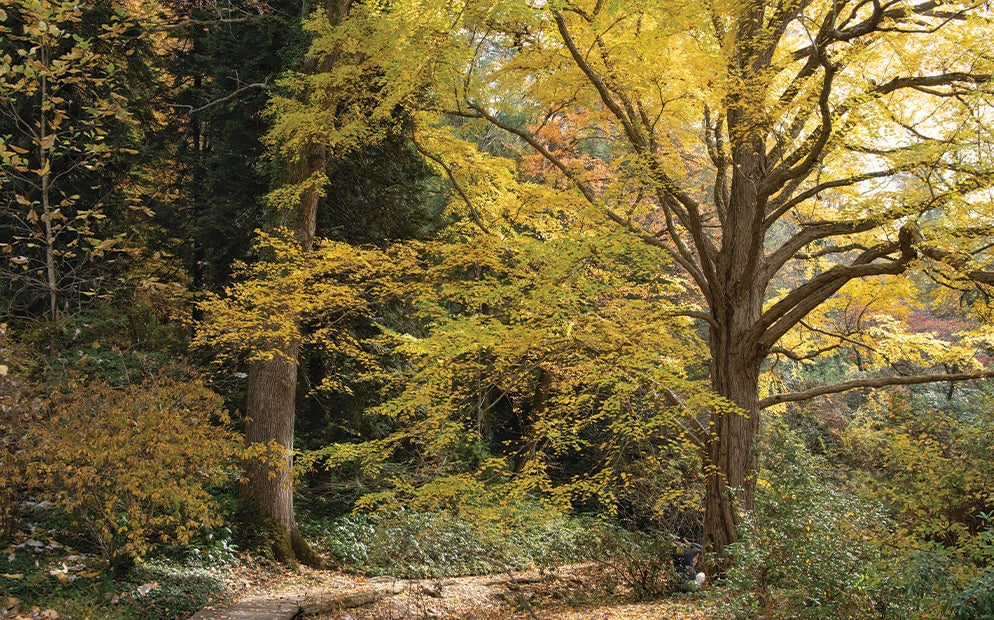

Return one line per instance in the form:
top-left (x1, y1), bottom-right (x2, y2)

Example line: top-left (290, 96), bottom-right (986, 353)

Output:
top-left (214, 562), bottom-right (712, 620)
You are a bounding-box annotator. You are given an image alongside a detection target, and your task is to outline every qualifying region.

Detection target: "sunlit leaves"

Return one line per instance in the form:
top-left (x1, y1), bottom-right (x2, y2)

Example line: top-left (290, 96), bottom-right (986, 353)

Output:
top-left (342, 228), bottom-right (711, 522)
top-left (195, 229), bottom-right (405, 376)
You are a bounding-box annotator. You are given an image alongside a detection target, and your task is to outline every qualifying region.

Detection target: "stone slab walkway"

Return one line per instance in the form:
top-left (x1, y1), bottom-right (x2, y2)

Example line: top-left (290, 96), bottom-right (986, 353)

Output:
top-left (187, 596), bottom-right (302, 620)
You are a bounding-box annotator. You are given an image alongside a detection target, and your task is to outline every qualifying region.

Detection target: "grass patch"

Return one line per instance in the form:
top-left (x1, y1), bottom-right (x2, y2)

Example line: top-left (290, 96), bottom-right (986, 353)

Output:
top-left (1, 525), bottom-right (234, 620)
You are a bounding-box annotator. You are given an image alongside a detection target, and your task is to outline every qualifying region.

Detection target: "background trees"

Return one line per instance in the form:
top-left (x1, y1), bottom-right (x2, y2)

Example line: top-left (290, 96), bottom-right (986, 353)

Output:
top-left (0, 0), bottom-right (158, 321)
top-left (2, 0), bottom-right (994, 617)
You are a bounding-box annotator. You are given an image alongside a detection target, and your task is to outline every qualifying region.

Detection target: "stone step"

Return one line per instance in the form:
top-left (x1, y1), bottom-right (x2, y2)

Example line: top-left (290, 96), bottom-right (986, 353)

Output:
top-left (187, 596), bottom-right (302, 620)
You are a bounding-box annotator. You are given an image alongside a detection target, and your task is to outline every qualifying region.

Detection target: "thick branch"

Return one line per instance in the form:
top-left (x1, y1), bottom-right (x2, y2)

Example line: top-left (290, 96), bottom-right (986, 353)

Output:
top-left (759, 370), bottom-right (994, 409)
top-left (756, 233), bottom-right (915, 349)
top-left (919, 244), bottom-right (994, 285)
top-left (769, 343), bottom-right (840, 361)
top-left (791, 1), bottom-right (951, 59)
top-left (156, 16), bottom-right (262, 31)
top-left (760, 57), bottom-right (837, 197)
top-left (873, 72), bottom-right (992, 96)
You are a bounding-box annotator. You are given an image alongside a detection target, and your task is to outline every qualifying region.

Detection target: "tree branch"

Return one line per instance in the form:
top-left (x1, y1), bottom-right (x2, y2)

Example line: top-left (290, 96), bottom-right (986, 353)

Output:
top-left (765, 164), bottom-right (918, 229)
top-left (759, 370), bottom-right (994, 409)
top-left (170, 82), bottom-right (273, 115)
top-left (411, 137), bottom-right (494, 237)
top-left (756, 231), bottom-right (917, 349)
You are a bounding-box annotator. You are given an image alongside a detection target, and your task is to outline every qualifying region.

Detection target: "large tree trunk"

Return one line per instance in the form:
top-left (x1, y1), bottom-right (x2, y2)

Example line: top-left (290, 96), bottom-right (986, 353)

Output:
top-left (703, 117), bottom-right (768, 563)
top-left (239, 153), bottom-right (325, 566)
top-left (241, 345), bottom-right (320, 566)
top-left (703, 329), bottom-right (762, 563)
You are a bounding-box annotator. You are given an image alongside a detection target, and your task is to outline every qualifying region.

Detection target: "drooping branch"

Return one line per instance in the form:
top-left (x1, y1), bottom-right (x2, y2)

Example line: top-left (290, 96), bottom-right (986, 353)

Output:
top-left (551, 10), bottom-right (706, 227)
top-left (759, 370), bottom-right (994, 409)
top-left (551, 10), bottom-right (645, 150)
top-left (411, 137), bottom-right (494, 237)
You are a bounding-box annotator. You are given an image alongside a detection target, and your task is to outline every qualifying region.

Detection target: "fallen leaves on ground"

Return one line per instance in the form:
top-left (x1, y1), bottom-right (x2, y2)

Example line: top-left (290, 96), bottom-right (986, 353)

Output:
top-left (231, 563), bottom-right (714, 620)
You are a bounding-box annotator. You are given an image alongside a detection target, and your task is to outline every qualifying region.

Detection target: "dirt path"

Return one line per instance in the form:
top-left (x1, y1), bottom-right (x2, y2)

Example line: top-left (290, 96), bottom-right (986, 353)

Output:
top-left (292, 565), bottom-right (710, 620)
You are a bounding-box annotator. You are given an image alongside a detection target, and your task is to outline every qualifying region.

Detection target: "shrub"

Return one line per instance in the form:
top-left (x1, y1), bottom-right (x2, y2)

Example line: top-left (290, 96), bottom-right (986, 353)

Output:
top-left (307, 506), bottom-right (590, 578)
top-left (0, 323), bottom-right (43, 538)
top-left (584, 525), bottom-right (685, 600)
top-left (951, 570), bottom-right (994, 620)
top-left (23, 373), bottom-right (241, 567)
top-left (713, 420), bottom-right (918, 620)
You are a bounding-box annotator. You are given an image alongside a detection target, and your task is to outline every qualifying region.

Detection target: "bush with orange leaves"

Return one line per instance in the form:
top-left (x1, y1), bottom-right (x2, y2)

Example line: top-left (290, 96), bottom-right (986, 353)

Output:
top-left (22, 372), bottom-right (241, 568)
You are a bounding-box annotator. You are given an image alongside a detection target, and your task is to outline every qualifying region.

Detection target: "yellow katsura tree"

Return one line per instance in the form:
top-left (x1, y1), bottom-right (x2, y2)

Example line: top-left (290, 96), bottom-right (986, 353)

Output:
top-left (292, 0), bottom-right (994, 560)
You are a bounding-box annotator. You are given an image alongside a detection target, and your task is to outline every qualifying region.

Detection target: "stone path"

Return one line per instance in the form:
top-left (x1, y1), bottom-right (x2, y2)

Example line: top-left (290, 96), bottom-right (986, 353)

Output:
top-left (187, 596), bottom-right (303, 620)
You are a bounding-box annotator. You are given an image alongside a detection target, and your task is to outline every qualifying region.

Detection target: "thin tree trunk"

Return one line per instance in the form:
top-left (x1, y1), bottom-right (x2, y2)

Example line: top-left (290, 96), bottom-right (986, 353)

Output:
top-left (40, 44), bottom-right (57, 322)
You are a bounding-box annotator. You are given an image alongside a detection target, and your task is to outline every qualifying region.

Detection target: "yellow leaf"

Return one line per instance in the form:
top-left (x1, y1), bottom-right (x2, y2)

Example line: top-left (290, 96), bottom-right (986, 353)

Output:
top-left (1, 573), bottom-right (23, 579)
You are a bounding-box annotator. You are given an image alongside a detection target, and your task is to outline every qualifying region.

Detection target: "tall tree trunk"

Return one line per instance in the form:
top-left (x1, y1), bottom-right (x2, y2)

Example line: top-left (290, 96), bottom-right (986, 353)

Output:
top-left (238, 0), bottom-right (352, 567)
top-left (703, 116), bottom-right (768, 563)
top-left (239, 156), bottom-right (325, 566)
top-left (241, 344), bottom-right (319, 565)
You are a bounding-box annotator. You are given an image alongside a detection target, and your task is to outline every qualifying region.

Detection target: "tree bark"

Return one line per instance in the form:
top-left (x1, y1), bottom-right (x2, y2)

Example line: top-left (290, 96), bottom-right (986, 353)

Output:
top-left (704, 333), bottom-right (762, 562)
top-left (241, 349), bottom-right (301, 563)
top-left (238, 0), bottom-right (349, 567)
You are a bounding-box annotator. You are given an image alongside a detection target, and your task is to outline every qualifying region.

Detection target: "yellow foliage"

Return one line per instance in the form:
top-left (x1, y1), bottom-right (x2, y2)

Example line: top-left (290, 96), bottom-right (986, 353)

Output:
top-left (22, 374), bottom-right (241, 563)
top-left (315, 227), bottom-right (713, 525)
top-left (194, 229), bottom-right (407, 374)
